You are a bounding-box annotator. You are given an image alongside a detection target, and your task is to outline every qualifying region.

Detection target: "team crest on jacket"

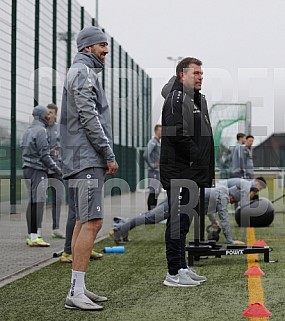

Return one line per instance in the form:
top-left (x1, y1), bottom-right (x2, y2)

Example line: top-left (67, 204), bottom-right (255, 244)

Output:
top-left (193, 105), bottom-right (200, 114)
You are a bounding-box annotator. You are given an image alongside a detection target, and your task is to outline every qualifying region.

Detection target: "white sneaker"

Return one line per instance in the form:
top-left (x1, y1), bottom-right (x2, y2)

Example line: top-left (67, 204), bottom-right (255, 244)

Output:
top-left (27, 230), bottom-right (41, 238)
top-left (185, 267), bottom-right (207, 282)
top-left (51, 229), bottom-right (65, 239)
top-left (65, 294), bottom-right (103, 310)
top-left (84, 289), bottom-right (108, 302)
top-left (163, 268), bottom-right (200, 287)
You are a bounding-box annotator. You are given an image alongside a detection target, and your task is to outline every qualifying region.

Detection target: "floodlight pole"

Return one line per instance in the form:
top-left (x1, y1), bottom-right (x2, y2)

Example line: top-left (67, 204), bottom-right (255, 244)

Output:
top-left (95, 0), bottom-right (99, 26)
top-left (245, 101), bottom-right (251, 135)
top-left (167, 56), bottom-right (183, 68)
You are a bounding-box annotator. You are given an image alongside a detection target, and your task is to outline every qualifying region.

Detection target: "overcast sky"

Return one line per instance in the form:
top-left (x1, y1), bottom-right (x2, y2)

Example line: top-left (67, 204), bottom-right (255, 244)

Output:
top-left (77, 0), bottom-right (285, 143)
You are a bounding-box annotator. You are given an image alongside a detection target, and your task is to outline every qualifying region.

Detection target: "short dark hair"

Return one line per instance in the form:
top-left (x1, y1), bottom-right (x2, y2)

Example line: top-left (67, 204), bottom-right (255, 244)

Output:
top-left (176, 57), bottom-right (202, 80)
top-left (250, 187), bottom-right (259, 193)
top-left (255, 176), bottom-right (267, 188)
top-left (47, 103), bottom-right (58, 113)
top-left (236, 133), bottom-right (246, 141)
top-left (246, 135), bottom-right (254, 140)
top-left (154, 124), bottom-right (162, 132)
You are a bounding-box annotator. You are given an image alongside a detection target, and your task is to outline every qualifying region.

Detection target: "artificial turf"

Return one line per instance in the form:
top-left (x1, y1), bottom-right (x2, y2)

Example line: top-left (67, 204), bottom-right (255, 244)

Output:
top-left (0, 211), bottom-right (283, 321)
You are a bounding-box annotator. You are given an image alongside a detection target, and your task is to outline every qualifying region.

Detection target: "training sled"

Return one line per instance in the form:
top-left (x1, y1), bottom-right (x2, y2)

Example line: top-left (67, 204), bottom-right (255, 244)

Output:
top-left (185, 188), bottom-right (273, 266)
top-left (186, 242), bottom-right (271, 267)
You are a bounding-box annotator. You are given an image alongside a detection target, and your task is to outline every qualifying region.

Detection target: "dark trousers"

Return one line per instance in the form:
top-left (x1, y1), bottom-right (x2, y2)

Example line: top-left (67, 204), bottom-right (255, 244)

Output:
top-left (147, 190), bottom-right (159, 210)
top-left (116, 198), bottom-right (169, 240)
top-left (147, 170), bottom-right (161, 210)
top-left (23, 167), bottom-right (47, 234)
top-left (165, 187), bottom-right (195, 275)
top-left (63, 187), bottom-right (76, 254)
top-left (48, 173), bottom-right (65, 230)
top-left (26, 202), bottom-right (44, 234)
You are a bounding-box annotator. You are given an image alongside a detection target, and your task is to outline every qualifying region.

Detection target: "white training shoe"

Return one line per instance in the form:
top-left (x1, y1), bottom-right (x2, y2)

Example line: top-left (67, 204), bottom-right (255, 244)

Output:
top-left (65, 294), bottom-right (103, 311)
top-left (84, 289), bottom-right (108, 302)
top-left (51, 229), bottom-right (65, 239)
top-left (185, 267), bottom-right (207, 282)
top-left (163, 268), bottom-right (201, 287)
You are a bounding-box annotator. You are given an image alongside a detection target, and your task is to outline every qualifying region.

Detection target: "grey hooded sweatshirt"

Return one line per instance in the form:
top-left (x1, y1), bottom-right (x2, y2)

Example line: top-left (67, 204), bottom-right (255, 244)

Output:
top-left (46, 121), bottom-right (61, 173)
top-left (21, 105), bottom-right (61, 173)
top-left (60, 52), bottom-right (115, 178)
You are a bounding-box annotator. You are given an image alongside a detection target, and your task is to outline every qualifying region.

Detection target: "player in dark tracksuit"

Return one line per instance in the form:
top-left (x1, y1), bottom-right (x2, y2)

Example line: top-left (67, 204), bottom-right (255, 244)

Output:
top-left (160, 57), bottom-right (215, 286)
top-left (21, 105), bottom-right (61, 247)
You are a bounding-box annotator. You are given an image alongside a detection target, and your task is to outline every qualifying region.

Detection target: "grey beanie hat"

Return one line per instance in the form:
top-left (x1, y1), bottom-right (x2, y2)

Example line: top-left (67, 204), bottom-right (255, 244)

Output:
top-left (77, 26), bottom-right (107, 52)
top-left (32, 105), bottom-right (48, 120)
top-left (228, 186), bottom-right (241, 202)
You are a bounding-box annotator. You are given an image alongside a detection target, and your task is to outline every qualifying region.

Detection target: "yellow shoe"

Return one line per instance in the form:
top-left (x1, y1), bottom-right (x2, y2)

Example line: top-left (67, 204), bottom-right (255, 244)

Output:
top-left (60, 252), bottom-right (72, 263)
top-left (90, 250), bottom-right (103, 260)
top-left (26, 237), bottom-right (50, 247)
top-left (109, 228), bottom-right (120, 245)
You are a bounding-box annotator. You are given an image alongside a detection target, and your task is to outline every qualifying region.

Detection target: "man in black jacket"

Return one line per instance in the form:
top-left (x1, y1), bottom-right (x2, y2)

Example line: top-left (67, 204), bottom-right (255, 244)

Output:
top-left (160, 57), bottom-right (215, 287)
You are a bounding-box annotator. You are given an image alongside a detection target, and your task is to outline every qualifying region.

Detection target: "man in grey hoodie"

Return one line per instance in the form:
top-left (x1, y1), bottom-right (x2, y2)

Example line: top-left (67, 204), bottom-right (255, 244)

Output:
top-left (231, 133), bottom-right (246, 178)
top-left (60, 26), bottom-right (118, 311)
top-left (144, 124), bottom-right (162, 210)
top-left (45, 103), bottom-right (65, 239)
top-left (21, 105), bottom-right (61, 247)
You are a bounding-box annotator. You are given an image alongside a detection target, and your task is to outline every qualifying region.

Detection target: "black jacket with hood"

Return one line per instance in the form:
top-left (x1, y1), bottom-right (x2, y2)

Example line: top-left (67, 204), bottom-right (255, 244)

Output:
top-left (160, 76), bottom-right (215, 189)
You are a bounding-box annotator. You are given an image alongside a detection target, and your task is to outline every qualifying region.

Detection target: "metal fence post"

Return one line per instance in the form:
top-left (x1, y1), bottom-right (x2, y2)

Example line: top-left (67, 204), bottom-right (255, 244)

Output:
top-left (10, 0), bottom-right (17, 213)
